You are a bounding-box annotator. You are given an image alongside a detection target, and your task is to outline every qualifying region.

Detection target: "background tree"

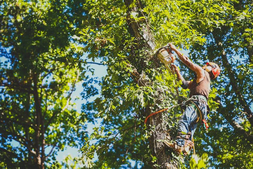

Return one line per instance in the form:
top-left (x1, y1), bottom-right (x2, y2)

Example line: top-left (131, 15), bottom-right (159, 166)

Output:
top-left (0, 0), bottom-right (88, 168)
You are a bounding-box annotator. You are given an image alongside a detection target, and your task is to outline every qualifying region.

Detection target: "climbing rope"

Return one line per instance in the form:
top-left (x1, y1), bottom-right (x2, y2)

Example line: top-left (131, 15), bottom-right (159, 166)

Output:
top-left (144, 97), bottom-right (209, 131)
top-left (190, 101), bottom-right (209, 131)
top-left (144, 98), bottom-right (194, 124)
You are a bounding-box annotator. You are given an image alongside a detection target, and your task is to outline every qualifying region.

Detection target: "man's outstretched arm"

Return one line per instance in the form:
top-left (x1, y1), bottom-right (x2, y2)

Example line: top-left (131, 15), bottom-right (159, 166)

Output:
top-left (169, 43), bottom-right (205, 83)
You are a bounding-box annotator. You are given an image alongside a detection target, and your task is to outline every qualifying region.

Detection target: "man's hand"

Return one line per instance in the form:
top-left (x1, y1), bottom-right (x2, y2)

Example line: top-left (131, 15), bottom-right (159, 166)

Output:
top-left (171, 64), bottom-right (191, 88)
top-left (171, 64), bottom-right (179, 73)
top-left (168, 43), bottom-right (176, 51)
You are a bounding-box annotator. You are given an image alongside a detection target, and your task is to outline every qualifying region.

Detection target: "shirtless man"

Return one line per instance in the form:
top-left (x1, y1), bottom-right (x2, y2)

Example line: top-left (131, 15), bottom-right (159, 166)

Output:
top-left (165, 43), bottom-right (220, 154)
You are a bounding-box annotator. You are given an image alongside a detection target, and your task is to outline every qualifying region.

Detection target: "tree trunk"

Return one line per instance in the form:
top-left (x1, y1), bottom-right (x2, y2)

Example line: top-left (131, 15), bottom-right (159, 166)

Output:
top-left (124, 0), bottom-right (174, 168)
top-left (33, 72), bottom-right (43, 169)
top-left (148, 110), bottom-right (172, 168)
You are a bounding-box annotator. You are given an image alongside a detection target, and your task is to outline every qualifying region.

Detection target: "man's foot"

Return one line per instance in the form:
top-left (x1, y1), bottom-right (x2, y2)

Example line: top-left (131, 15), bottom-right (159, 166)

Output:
top-left (163, 140), bottom-right (183, 154)
top-left (165, 162), bottom-right (177, 169)
top-left (182, 140), bottom-right (194, 155)
top-left (163, 140), bottom-right (194, 155)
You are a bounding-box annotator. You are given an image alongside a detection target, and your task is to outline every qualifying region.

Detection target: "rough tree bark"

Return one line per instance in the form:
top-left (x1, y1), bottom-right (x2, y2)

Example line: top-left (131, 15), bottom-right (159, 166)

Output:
top-left (124, 0), bottom-right (174, 168)
top-left (33, 72), bottom-right (44, 169)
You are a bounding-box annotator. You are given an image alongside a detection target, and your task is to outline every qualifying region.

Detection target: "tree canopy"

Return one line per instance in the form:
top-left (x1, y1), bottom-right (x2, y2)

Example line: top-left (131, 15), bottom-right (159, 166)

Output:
top-left (0, 0), bottom-right (252, 168)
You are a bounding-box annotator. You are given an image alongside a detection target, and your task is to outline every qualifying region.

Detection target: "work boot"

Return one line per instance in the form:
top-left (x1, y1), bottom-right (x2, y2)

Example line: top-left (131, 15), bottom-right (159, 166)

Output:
top-left (165, 162), bottom-right (177, 169)
top-left (163, 140), bottom-right (183, 154)
top-left (163, 139), bottom-right (194, 155)
top-left (181, 140), bottom-right (194, 155)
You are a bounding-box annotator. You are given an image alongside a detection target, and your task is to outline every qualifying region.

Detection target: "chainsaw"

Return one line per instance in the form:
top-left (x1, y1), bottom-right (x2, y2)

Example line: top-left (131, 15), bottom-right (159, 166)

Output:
top-left (155, 44), bottom-right (176, 70)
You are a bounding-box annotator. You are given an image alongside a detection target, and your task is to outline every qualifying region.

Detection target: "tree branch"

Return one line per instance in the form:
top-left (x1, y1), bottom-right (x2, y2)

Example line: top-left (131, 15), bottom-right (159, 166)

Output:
top-left (212, 31), bottom-right (253, 127)
top-left (86, 62), bottom-right (105, 66)
top-left (0, 147), bottom-right (23, 161)
top-left (44, 71), bottom-right (80, 130)
top-left (247, 43), bottom-right (253, 63)
top-left (0, 117), bottom-right (34, 129)
top-left (0, 130), bottom-right (33, 146)
top-left (219, 105), bottom-right (253, 144)
top-left (32, 72), bottom-right (42, 167)
top-left (45, 144), bottom-right (57, 160)
top-left (0, 82), bottom-right (33, 93)
top-left (127, 63), bottom-right (150, 86)
top-left (220, 48), bottom-right (253, 126)
top-left (124, 0), bottom-right (155, 50)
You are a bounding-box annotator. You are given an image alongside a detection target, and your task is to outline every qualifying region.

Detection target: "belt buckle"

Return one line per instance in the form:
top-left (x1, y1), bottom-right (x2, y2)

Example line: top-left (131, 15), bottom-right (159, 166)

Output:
top-left (199, 96), bottom-right (206, 102)
top-left (193, 95), bottom-right (205, 102)
top-left (193, 95), bottom-right (199, 100)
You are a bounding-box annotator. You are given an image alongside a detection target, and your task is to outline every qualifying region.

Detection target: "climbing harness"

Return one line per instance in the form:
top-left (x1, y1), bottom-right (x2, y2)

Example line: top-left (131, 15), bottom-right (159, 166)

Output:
top-left (145, 95), bottom-right (209, 131)
top-left (189, 96), bottom-right (209, 131)
top-left (145, 44), bottom-right (209, 130)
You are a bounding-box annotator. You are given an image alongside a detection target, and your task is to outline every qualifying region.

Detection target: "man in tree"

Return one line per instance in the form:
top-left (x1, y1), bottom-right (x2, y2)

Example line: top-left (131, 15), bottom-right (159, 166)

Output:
top-left (164, 43), bottom-right (220, 155)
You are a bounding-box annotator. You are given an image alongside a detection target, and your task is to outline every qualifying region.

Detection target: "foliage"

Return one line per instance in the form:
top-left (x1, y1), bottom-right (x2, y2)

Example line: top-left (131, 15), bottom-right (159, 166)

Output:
top-left (78, 0), bottom-right (212, 168)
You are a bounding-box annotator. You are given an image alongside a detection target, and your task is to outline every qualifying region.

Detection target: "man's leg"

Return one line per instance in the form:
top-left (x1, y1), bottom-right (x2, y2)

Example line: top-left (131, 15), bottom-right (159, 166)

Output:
top-left (164, 104), bottom-right (197, 154)
top-left (176, 105), bottom-right (197, 146)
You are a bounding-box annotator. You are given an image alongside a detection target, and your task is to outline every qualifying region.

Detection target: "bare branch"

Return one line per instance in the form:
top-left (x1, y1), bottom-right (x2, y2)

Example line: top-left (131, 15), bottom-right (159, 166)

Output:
top-left (86, 62), bottom-right (105, 66)
top-left (219, 106), bottom-right (253, 144)
top-left (45, 144), bottom-right (57, 160)
top-left (220, 48), bottom-right (253, 126)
